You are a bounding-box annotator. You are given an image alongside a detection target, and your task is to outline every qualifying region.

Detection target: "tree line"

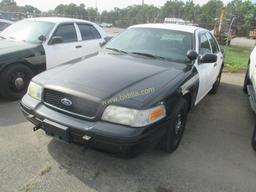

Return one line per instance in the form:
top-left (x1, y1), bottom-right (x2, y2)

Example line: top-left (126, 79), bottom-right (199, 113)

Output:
top-left (0, 0), bottom-right (255, 35)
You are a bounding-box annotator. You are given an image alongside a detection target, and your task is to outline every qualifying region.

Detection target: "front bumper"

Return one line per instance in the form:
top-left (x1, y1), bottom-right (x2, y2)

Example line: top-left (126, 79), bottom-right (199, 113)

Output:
top-left (20, 94), bottom-right (168, 154)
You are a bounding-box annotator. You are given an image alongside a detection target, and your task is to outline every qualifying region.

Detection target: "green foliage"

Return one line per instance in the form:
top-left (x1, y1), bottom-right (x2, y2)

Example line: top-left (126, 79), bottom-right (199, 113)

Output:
top-left (223, 46), bottom-right (252, 72)
top-left (0, 0), bottom-right (255, 35)
top-left (226, 0), bottom-right (256, 35)
top-left (0, 0), bottom-right (40, 14)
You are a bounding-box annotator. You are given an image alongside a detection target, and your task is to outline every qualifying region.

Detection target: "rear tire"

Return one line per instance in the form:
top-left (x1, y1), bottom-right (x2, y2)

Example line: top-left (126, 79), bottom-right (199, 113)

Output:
top-left (0, 64), bottom-right (33, 100)
top-left (243, 68), bottom-right (251, 94)
top-left (160, 98), bottom-right (188, 153)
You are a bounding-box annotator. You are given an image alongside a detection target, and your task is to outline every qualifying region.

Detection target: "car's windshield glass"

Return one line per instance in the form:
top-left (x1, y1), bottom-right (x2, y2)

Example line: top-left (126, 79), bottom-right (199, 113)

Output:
top-left (0, 20), bottom-right (55, 44)
top-left (105, 27), bottom-right (193, 64)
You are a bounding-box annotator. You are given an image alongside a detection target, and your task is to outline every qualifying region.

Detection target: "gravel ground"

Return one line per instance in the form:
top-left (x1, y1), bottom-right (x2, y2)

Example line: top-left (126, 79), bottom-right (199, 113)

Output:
top-left (231, 37), bottom-right (256, 48)
top-left (0, 73), bottom-right (256, 192)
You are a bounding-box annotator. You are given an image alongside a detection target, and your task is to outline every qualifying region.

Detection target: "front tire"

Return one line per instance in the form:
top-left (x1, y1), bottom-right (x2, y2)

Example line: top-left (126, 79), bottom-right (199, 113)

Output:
top-left (210, 66), bottom-right (223, 94)
top-left (0, 64), bottom-right (33, 100)
top-left (160, 98), bottom-right (188, 153)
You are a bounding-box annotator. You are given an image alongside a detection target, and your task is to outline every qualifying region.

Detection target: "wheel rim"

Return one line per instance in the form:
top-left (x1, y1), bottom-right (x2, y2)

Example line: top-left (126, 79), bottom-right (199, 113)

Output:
top-left (9, 71), bottom-right (27, 92)
top-left (172, 112), bottom-right (185, 147)
top-left (175, 113), bottom-right (182, 135)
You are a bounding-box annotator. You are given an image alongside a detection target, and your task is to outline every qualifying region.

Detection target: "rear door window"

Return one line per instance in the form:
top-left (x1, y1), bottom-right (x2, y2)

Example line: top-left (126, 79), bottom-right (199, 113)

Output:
top-left (206, 32), bottom-right (219, 53)
top-left (77, 23), bottom-right (101, 41)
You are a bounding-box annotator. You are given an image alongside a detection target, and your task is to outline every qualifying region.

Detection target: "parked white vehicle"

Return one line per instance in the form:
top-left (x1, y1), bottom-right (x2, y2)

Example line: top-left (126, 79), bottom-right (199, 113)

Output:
top-left (0, 17), bottom-right (109, 100)
top-left (243, 46), bottom-right (256, 151)
top-left (0, 19), bottom-right (13, 31)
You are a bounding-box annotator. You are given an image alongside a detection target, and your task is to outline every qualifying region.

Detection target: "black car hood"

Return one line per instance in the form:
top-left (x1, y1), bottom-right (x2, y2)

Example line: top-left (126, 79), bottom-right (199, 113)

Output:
top-left (0, 39), bottom-right (39, 55)
top-left (34, 52), bottom-right (186, 108)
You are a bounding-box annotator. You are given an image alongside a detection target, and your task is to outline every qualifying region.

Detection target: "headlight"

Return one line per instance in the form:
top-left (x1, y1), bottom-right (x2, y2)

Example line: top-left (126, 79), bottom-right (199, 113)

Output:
top-left (28, 82), bottom-right (43, 101)
top-left (102, 105), bottom-right (166, 127)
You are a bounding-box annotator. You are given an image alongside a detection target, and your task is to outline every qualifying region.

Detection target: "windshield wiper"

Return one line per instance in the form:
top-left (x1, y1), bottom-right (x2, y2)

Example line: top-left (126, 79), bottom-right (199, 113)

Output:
top-left (105, 47), bottom-right (128, 54)
top-left (129, 52), bottom-right (170, 61)
top-left (0, 36), bottom-right (5, 39)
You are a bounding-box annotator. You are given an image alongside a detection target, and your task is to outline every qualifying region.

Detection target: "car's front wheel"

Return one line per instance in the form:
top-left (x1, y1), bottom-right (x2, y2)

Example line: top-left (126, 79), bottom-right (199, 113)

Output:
top-left (243, 68), bottom-right (251, 94)
top-left (0, 64), bottom-right (33, 100)
top-left (210, 66), bottom-right (223, 94)
top-left (160, 98), bottom-right (188, 153)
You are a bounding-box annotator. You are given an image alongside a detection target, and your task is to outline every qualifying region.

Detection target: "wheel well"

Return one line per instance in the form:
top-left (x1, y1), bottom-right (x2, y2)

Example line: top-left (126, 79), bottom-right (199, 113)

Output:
top-left (0, 62), bottom-right (44, 76)
top-left (183, 93), bottom-right (192, 111)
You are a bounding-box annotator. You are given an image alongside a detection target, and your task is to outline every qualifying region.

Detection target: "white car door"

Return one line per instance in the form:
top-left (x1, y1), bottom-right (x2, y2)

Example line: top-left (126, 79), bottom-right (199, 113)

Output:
top-left (206, 32), bottom-right (224, 82)
top-left (195, 31), bottom-right (215, 104)
top-left (250, 47), bottom-right (256, 89)
top-left (75, 22), bottom-right (105, 57)
top-left (44, 22), bottom-right (82, 69)
top-left (250, 47), bottom-right (256, 79)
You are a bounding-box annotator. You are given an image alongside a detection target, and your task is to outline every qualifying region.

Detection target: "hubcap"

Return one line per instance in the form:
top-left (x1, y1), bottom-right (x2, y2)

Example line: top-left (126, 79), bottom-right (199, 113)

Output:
top-left (14, 77), bottom-right (25, 90)
top-left (175, 114), bottom-right (182, 134)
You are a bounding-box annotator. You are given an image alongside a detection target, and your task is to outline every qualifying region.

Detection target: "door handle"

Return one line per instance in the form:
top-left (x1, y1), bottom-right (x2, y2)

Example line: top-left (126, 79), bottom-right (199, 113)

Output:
top-left (75, 45), bottom-right (82, 48)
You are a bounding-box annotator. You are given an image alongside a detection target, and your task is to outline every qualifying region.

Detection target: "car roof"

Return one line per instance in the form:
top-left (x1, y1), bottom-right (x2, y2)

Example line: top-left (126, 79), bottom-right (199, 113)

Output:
top-left (25, 17), bottom-right (96, 25)
top-left (0, 19), bottom-right (14, 24)
top-left (130, 23), bottom-right (204, 33)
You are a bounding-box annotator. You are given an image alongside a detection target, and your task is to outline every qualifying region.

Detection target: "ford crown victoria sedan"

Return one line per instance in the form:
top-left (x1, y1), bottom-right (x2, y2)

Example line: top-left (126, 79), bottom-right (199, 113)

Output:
top-left (21, 24), bottom-right (224, 155)
top-left (0, 17), bottom-right (107, 100)
top-left (243, 46), bottom-right (256, 151)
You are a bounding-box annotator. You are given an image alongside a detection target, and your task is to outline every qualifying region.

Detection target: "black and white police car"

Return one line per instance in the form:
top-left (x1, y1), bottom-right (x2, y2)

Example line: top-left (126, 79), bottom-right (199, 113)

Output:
top-left (21, 24), bottom-right (224, 155)
top-left (0, 17), bottom-right (108, 100)
top-left (243, 46), bottom-right (256, 151)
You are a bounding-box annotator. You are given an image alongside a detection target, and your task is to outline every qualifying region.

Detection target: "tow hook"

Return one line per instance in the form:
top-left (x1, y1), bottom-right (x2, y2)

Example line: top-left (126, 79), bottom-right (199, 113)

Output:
top-left (33, 123), bottom-right (42, 132)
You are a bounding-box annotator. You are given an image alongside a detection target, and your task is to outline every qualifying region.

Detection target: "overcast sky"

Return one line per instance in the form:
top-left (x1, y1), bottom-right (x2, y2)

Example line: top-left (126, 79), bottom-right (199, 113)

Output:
top-left (15, 0), bottom-right (235, 12)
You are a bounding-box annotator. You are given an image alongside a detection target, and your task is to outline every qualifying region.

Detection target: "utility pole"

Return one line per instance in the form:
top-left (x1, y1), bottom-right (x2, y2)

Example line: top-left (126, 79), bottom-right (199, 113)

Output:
top-left (142, 0), bottom-right (144, 6)
top-left (95, 0), bottom-right (98, 23)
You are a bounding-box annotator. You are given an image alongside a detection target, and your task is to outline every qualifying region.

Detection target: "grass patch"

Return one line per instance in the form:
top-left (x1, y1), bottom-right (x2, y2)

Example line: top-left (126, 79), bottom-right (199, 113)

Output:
top-left (222, 46), bottom-right (253, 72)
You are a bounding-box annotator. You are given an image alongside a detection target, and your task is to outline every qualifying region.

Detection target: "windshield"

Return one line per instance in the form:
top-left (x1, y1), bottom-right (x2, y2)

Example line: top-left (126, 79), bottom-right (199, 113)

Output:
top-left (105, 27), bottom-right (194, 64)
top-left (0, 20), bottom-right (55, 44)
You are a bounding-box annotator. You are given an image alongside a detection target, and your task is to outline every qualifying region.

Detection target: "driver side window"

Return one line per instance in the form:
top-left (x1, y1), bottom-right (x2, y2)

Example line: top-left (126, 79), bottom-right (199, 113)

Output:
top-left (52, 23), bottom-right (77, 43)
top-left (199, 33), bottom-right (211, 55)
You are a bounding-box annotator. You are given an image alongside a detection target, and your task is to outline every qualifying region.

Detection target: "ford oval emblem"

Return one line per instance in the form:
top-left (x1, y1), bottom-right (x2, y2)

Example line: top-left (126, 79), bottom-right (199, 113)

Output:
top-left (61, 98), bottom-right (73, 106)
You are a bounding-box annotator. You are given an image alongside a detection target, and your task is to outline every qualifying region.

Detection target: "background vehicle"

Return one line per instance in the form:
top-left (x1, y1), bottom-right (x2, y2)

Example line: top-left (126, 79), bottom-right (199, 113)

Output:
top-left (100, 23), bottom-right (113, 28)
top-left (243, 46), bottom-right (256, 151)
top-left (0, 17), bottom-right (108, 100)
top-left (249, 29), bottom-right (256, 39)
top-left (0, 19), bottom-right (13, 31)
top-left (21, 24), bottom-right (224, 156)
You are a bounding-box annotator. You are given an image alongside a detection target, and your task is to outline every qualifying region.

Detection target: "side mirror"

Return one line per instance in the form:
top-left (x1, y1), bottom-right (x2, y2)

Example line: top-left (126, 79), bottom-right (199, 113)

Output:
top-left (186, 50), bottom-right (198, 61)
top-left (100, 41), bottom-right (107, 48)
top-left (200, 54), bottom-right (217, 63)
top-left (100, 36), bottom-right (113, 47)
top-left (104, 36), bottom-right (113, 43)
top-left (221, 48), bottom-right (224, 54)
top-left (49, 36), bottom-right (63, 45)
top-left (38, 35), bottom-right (47, 42)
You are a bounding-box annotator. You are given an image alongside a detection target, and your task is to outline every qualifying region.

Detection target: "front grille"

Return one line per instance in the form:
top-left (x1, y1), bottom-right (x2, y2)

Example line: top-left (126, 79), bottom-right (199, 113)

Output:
top-left (43, 89), bottom-right (99, 119)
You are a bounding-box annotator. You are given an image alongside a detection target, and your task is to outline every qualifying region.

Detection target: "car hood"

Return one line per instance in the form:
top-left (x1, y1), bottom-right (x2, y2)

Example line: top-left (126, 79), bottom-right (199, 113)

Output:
top-left (34, 52), bottom-right (186, 108)
top-left (0, 38), bottom-right (39, 55)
